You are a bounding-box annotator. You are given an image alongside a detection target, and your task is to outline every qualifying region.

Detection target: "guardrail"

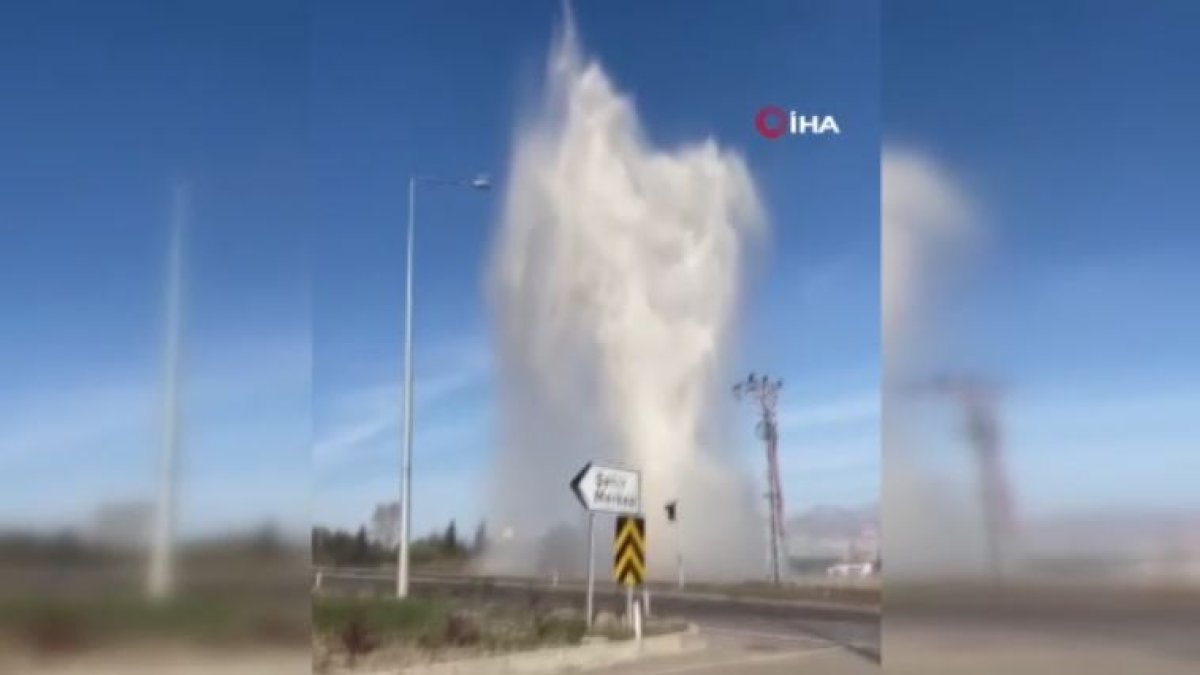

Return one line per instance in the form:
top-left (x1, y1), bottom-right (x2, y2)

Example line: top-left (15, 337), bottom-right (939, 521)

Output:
top-left (312, 566), bottom-right (881, 617)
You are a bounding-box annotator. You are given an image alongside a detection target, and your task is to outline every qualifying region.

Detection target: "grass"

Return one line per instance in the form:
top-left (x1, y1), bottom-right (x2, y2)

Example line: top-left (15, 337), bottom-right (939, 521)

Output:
top-left (312, 595), bottom-right (590, 648)
top-left (0, 592), bottom-right (308, 655)
top-left (313, 596), bottom-right (446, 639)
top-left (534, 613), bottom-right (588, 644)
top-left (312, 594), bottom-right (601, 671)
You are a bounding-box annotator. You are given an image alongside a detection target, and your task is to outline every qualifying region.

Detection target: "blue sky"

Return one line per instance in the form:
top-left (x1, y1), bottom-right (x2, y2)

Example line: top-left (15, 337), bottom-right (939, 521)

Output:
top-left (312, 0), bottom-right (880, 535)
top-left (2, 0), bottom-right (880, 541)
top-left (0, 0), bottom-right (882, 540)
top-left (884, 2), bottom-right (1200, 517)
top-left (7, 0), bottom-right (1191, 548)
top-left (0, 1), bottom-right (309, 536)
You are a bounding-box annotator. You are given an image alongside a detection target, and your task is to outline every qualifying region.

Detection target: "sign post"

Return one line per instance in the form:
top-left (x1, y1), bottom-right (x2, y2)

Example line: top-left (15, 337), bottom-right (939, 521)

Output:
top-left (585, 512), bottom-right (595, 628)
top-left (633, 593), bottom-right (643, 643)
top-left (570, 462), bottom-right (641, 629)
top-left (614, 515), bottom-right (647, 629)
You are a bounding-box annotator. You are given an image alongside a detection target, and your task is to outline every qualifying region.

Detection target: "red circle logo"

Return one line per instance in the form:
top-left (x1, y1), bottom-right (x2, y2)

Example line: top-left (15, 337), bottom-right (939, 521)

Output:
top-left (755, 106), bottom-right (787, 140)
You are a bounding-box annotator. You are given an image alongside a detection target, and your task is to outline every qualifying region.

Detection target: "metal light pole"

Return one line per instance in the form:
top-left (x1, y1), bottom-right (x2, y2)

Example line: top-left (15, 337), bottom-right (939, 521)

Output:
top-left (149, 183), bottom-right (186, 601)
top-left (666, 500), bottom-right (684, 589)
top-left (397, 173), bottom-right (491, 599)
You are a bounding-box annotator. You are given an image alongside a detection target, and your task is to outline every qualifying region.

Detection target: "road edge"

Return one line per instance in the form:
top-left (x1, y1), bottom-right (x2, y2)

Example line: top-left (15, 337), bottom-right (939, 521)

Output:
top-left (357, 624), bottom-right (702, 675)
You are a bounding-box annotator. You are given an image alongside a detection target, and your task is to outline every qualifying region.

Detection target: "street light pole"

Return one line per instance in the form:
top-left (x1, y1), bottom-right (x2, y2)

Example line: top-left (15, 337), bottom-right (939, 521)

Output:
top-left (149, 183), bottom-right (186, 602)
top-left (397, 176), bottom-right (416, 599)
top-left (666, 500), bottom-right (684, 589)
top-left (397, 174), bottom-right (490, 599)
top-left (674, 516), bottom-right (685, 590)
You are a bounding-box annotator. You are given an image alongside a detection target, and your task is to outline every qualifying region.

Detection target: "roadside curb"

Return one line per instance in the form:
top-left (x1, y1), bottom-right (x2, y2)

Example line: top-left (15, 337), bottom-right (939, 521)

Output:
top-left (649, 588), bottom-right (881, 618)
top-left (363, 624), bottom-right (703, 675)
top-left (317, 570), bottom-right (880, 619)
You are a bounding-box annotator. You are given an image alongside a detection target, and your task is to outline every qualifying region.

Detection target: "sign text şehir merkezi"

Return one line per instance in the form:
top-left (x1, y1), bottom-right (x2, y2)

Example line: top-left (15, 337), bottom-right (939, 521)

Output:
top-left (593, 472), bottom-right (638, 510)
top-left (570, 462), bottom-right (640, 515)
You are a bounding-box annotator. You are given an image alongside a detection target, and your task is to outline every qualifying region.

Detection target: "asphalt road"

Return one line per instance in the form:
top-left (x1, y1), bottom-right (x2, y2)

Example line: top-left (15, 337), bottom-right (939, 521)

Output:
top-left (317, 569), bottom-right (881, 672)
top-left (587, 628), bottom-right (878, 675)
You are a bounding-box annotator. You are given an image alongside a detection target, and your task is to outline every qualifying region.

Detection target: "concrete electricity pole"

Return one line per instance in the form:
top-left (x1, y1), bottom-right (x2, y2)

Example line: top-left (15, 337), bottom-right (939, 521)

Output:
top-left (733, 373), bottom-right (787, 585)
top-left (920, 374), bottom-right (1014, 581)
top-left (149, 183), bottom-right (186, 601)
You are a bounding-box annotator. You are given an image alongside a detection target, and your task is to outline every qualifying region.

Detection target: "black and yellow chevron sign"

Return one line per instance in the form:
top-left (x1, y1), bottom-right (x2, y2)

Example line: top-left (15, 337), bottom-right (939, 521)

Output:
top-left (613, 515), bottom-right (646, 586)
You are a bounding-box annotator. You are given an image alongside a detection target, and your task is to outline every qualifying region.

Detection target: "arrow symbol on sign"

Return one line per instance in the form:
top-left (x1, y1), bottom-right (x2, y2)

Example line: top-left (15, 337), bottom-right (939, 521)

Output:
top-left (570, 462), bottom-right (593, 511)
top-left (569, 461), bottom-right (641, 514)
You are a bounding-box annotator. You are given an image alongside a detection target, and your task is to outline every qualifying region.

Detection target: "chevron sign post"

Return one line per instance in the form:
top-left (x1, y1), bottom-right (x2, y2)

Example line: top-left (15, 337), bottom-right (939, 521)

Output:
top-left (614, 515), bottom-right (646, 585)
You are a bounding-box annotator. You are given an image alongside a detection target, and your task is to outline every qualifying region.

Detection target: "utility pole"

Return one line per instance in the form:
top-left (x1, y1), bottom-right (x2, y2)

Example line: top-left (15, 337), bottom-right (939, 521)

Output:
top-left (733, 373), bottom-right (787, 585)
top-left (921, 374), bottom-right (1013, 581)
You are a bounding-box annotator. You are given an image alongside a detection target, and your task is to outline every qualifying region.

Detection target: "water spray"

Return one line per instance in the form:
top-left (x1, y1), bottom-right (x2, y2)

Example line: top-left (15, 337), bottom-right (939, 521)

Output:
top-left (483, 14), bottom-right (768, 580)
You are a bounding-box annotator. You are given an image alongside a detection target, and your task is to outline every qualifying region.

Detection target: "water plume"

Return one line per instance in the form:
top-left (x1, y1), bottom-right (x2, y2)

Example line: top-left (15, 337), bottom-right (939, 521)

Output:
top-left (482, 17), bottom-right (766, 580)
top-left (882, 148), bottom-right (988, 581)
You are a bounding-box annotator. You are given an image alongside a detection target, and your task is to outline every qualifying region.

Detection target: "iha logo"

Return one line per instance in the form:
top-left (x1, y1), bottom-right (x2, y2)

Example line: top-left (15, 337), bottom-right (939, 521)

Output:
top-left (755, 106), bottom-right (841, 140)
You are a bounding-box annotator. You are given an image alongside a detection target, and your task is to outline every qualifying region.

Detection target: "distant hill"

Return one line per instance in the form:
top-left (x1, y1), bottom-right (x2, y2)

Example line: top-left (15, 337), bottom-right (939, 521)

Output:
top-left (786, 503), bottom-right (879, 560)
top-left (1020, 509), bottom-right (1200, 558)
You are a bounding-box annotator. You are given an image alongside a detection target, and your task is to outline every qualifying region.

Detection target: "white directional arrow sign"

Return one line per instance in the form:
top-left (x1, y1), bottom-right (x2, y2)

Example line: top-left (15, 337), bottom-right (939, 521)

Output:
top-left (570, 462), bottom-right (641, 515)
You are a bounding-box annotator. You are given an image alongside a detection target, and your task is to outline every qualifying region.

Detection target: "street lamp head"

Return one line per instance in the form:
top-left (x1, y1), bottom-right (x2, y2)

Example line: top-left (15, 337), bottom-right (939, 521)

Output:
top-left (470, 174), bottom-right (492, 190)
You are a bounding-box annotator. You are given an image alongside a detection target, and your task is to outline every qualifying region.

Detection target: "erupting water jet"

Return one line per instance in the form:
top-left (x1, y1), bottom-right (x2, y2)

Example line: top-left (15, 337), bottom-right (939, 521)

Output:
top-left (483, 15), bottom-right (767, 581)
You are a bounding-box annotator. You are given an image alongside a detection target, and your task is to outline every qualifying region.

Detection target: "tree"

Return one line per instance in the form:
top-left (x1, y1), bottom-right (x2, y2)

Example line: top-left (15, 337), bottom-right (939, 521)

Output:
top-left (353, 526), bottom-right (370, 564)
top-left (443, 520), bottom-right (458, 554)
top-left (313, 525), bottom-right (391, 566)
top-left (371, 502), bottom-right (401, 550)
top-left (473, 520), bottom-right (488, 555)
top-left (536, 523), bottom-right (581, 577)
top-left (249, 522), bottom-right (282, 557)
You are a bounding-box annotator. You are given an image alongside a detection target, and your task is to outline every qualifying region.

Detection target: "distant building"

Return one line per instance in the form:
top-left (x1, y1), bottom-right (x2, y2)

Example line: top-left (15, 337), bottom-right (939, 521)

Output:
top-left (1018, 511), bottom-right (1200, 585)
top-left (827, 560), bottom-right (878, 578)
top-left (787, 505), bottom-right (880, 560)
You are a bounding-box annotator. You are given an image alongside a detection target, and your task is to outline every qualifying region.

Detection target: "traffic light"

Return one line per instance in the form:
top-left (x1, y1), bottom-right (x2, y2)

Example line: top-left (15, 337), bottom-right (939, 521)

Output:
top-left (665, 500), bottom-right (677, 522)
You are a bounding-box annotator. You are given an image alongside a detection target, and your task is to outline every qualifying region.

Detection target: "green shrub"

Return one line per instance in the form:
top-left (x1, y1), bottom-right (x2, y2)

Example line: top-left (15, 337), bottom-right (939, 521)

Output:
top-left (313, 596), bottom-right (447, 643)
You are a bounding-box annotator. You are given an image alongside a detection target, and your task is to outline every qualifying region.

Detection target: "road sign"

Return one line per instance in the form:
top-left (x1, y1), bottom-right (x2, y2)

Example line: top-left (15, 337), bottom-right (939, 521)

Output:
top-left (570, 462), bottom-right (641, 515)
top-left (614, 515), bottom-right (646, 586)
